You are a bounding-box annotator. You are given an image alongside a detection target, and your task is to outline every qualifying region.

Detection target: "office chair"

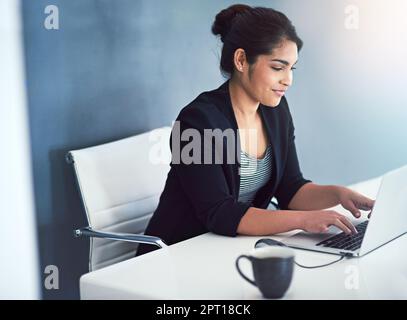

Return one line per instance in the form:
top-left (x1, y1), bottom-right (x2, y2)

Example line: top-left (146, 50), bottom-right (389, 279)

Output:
top-left (67, 126), bottom-right (172, 271)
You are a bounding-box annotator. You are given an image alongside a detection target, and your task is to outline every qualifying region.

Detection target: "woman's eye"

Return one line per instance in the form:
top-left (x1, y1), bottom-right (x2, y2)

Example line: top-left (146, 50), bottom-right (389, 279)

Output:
top-left (271, 66), bottom-right (297, 71)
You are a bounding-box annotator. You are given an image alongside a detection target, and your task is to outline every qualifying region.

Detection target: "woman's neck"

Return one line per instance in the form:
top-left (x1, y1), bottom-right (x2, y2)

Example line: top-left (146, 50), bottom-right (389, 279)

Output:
top-left (228, 77), bottom-right (259, 121)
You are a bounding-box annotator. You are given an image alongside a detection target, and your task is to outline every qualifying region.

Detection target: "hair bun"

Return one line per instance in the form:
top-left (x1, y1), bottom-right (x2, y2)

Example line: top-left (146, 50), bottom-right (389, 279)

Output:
top-left (211, 4), bottom-right (252, 42)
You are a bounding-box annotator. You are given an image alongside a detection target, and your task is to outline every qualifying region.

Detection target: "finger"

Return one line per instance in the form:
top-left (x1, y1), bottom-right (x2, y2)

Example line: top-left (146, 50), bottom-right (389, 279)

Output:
top-left (356, 197), bottom-right (375, 211)
top-left (331, 218), bottom-right (352, 235)
top-left (346, 200), bottom-right (362, 218)
top-left (338, 215), bottom-right (358, 234)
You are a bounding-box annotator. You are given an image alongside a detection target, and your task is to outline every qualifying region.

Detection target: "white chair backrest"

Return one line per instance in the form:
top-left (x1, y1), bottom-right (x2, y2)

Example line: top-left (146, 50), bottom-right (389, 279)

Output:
top-left (69, 126), bottom-right (172, 271)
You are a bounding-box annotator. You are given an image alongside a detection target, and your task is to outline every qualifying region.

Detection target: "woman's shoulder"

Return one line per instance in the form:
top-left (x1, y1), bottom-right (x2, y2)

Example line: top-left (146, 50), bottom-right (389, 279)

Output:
top-left (176, 82), bottom-right (231, 127)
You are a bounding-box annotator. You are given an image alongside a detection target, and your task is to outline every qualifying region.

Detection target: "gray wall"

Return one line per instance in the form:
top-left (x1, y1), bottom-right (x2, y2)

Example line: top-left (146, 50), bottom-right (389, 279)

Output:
top-left (273, 0), bottom-right (407, 184)
top-left (22, 0), bottom-right (407, 299)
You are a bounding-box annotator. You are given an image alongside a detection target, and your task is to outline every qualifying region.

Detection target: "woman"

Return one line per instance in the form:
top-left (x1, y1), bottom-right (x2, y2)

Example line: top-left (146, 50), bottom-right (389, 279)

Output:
top-left (136, 4), bottom-right (374, 256)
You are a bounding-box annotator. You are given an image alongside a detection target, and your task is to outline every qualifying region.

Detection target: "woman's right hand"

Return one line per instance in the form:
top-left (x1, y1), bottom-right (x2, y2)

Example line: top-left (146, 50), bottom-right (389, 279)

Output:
top-left (300, 210), bottom-right (358, 235)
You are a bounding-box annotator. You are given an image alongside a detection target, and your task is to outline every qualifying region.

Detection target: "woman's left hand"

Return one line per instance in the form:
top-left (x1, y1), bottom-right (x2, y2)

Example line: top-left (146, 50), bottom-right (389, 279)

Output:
top-left (337, 187), bottom-right (375, 218)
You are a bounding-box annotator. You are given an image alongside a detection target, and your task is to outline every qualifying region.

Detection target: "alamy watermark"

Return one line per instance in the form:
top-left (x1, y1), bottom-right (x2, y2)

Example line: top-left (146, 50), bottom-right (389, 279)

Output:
top-left (44, 265), bottom-right (59, 290)
top-left (148, 121), bottom-right (260, 175)
top-left (44, 5), bottom-right (59, 30)
top-left (344, 265), bottom-right (359, 290)
top-left (344, 4), bottom-right (359, 30)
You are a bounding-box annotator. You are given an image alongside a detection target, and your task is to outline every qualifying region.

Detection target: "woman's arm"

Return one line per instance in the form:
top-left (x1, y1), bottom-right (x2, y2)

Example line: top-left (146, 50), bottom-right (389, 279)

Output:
top-left (287, 182), bottom-right (343, 211)
top-left (287, 182), bottom-right (375, 218)
top-left (236, 207), bottom-right (303, 235)
top-left (236, 206), bottom-right (358, 236)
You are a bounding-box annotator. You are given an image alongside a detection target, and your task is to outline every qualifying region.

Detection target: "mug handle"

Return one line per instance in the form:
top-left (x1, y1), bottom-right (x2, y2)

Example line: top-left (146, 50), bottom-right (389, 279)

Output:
top-left (235, 255), bottom-right (256, 287)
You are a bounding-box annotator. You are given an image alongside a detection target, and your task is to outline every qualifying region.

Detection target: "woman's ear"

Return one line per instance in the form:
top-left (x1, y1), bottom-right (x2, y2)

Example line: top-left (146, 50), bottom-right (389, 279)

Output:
top-left (233, 48), bottom-right (247, 72)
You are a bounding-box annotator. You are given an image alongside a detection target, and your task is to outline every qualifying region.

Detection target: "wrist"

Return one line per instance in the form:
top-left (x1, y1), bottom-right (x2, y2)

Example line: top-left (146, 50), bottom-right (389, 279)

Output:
top-left (332, 185), bottom-right (346, 203)
top-left (293, 211), bottom-right (307, 231)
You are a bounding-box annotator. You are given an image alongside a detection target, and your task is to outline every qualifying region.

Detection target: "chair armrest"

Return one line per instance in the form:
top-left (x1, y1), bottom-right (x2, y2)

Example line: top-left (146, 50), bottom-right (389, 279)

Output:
top-left (74, 227), bottom-right (167, 248)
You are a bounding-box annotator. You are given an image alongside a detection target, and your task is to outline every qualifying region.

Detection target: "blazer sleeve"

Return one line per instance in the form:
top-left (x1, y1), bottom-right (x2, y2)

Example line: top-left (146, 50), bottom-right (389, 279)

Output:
top-left (170, 106), bottom-right (251, 237)
top-left (274, 107), bottom-right (312, 210)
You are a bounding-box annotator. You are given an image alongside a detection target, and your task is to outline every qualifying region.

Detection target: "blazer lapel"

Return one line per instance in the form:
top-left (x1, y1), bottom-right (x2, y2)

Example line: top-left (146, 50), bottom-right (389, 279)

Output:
top-left (259, 105), bottom-right (280, 188)
top-left (214, 80), bottom-right (282, 204)
top-left (215, 80), bottom-right (242, 197)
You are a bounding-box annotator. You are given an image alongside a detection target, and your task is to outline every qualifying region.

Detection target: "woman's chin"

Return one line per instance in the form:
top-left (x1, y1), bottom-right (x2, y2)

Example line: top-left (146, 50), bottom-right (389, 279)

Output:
top-left (261, 97), bottom-right (281, 108)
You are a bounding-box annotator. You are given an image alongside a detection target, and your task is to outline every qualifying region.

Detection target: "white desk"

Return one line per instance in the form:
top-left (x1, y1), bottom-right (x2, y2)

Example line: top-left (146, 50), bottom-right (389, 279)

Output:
top-left (80, 176), bottom-right (407, 299)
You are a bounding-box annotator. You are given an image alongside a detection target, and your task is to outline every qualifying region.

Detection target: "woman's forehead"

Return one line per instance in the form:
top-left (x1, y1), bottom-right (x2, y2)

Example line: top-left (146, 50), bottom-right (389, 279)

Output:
top-left (263, 42), bottom-right (298, 64)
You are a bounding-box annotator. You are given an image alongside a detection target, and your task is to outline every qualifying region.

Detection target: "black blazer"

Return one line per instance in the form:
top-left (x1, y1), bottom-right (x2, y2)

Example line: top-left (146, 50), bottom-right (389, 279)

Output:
top-left (136, 80), bottom-right (311, 256)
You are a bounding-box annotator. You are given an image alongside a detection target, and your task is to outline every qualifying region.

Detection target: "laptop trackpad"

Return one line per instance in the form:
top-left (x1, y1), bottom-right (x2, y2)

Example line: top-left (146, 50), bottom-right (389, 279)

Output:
top-left (284, 226), bottom-right (342, 246)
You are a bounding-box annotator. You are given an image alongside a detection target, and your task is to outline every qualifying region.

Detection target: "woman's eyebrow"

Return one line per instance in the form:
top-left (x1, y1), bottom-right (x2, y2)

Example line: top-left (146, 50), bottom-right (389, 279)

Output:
top-left (270, 59), bottom-right (298, 66)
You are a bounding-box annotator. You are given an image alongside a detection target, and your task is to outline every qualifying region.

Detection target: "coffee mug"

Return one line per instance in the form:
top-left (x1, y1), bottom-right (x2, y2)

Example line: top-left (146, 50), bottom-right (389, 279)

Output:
top-left (235, 246), bottom-right (295, 299)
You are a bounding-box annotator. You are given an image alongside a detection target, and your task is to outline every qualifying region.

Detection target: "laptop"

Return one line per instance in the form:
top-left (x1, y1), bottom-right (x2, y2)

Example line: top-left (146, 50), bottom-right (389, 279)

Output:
top-left (281, 164), bottom-right (407, 257)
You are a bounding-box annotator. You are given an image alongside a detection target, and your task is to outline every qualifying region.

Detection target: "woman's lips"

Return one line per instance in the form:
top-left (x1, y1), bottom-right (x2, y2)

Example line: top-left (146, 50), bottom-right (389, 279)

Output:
top-left (272, 90), bottom-right (285, 97)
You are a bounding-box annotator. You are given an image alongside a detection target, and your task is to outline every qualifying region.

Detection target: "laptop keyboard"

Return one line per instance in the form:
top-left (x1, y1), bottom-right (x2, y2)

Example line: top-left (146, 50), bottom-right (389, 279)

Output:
top-left (316, 220), bottom-right (369, 251)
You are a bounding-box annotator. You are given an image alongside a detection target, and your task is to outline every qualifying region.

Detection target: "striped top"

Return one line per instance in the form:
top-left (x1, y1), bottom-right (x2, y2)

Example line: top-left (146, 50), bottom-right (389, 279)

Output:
top-left (238, 144), bottom-right (272, 204)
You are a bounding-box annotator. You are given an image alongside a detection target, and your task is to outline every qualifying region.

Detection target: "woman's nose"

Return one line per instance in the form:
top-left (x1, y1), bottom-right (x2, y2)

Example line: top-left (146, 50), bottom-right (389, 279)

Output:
top-left (280, 71), bottom-right (293, 87)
